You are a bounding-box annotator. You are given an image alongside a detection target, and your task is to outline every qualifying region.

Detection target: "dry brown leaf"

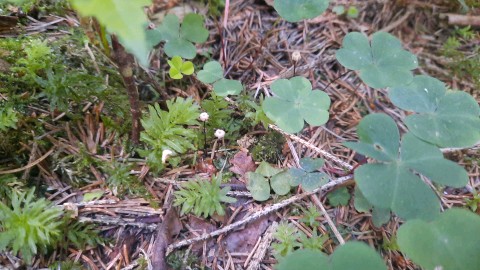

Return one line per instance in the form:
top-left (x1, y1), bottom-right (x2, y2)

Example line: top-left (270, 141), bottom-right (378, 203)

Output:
top-left (229, 151), bottom-right (256, 177)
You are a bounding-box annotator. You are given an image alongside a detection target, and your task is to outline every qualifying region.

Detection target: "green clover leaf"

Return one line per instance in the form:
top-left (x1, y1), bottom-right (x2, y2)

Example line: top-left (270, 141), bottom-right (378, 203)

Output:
top-left (345, 113), bottom-right (468, 221)
top-left (262, 76), bottom-right (330, 134)
top-left (278, 242), bottom-right (387, 270)
top-left (389, 75), bottom-right (480, 148)
top-left (398, 208), bottom-right (480, 270)
top-left (146, 13), bottom-right (208, 59)
top-left (274, 0), bottom-right (330, 22)
top-left (167, 56), bottom-right (194, 79)
top-left (196, 61), bottom-right (243, 96)
top-left (336, 32), bottom-right (418, 89)
top-left (288, 158), bottom-right (328, 192)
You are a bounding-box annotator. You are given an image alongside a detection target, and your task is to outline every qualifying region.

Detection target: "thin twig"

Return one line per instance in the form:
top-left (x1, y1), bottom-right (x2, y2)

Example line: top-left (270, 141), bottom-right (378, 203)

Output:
top-left (310, 194), bottom-right (345, 245)
top-left (0, 148), bottom-right (54, 174)
top-left (166, 175), bottom-right (352, 254)
top-left (269, 124), bottom-right (353, 170)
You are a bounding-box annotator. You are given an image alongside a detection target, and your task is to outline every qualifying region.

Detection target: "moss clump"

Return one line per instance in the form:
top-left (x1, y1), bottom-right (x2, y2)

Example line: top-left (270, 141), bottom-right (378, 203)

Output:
top-left (251, 132), bottom-right (285, 163)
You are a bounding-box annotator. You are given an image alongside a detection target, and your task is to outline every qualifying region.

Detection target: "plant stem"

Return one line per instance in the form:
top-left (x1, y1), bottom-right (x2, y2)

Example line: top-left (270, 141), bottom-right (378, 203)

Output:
top-left (111, 36), bottom-right (141, 144)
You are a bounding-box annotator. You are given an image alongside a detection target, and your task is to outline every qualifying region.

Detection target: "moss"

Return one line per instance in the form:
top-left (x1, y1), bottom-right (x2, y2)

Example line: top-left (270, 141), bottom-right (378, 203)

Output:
top-left (251, 132), bottom-right (285, 163)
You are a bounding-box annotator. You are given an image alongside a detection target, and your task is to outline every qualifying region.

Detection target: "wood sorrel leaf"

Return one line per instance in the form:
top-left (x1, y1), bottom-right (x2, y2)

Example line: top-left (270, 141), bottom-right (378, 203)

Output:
top-left (345, 113), bottom-right (468, 220)
top-left (263, 76), bottom-right (330, 133)
top-left (336, 32), bottom-right (418, 88)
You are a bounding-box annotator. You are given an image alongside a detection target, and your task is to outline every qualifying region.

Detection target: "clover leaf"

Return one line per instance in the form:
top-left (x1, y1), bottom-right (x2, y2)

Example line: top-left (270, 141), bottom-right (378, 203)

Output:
top-left (274, 0), bottom-right (330, 22)
top-left (277, 242), bottom-right (387, 270)
top-left (345, 113), bottom-right (468, 221)
top-left (167, 56), bottom-right (194, 79)
top-left (246, 162), bottom-right (291, 201)
top-left (398, 208), bottom-right (480, 270)
top-left (353, 187), bottom-right (391, 227)
top-left (146, 13), bottom-right (208, 59)
top-left (389, 75), bottom-right (480, 148)
top-left (336, 32), bottom-right (418, 89)
top-left (196, 61), bottom-right (243, 96)
top-left (288, 158), bottom-right (329, 192)
top-left (263, 76), bottom-right (331, 134)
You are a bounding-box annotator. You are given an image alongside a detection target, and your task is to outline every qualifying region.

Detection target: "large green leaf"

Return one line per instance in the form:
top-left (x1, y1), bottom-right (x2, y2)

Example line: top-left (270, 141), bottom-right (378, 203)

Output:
top-left (390, 76), bottom-right (480, 147)
top-left (345, 114), bottom-right (468, 220)
top-left (274, 0), bottom-right (330, 22)
top-left (196, 61), bottom-right (243, 96)
top-left (398, 208), bottom-right (480, 270)
top-left (277, 242), bottom-right (387, 270)
top-left (263, 76), bottom-right (330, 133)
top-left (336, 32), bottom-right (418, 89)
top-left (353, 187), bottom-right (391, 227)
top-left (71, 0), bottom-right (151, 66)
top-left (146, 13), bottom-right (208, 59)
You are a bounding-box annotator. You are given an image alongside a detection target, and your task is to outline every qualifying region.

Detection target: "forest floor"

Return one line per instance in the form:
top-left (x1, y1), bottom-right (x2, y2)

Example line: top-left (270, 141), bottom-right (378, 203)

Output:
top-left (0, 0), bottom-right (479, 269)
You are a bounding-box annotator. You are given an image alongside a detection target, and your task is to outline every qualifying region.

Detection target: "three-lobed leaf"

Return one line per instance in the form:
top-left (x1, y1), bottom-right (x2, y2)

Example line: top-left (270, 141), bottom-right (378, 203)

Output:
top-left (167, 56), bottom-right (194, 79)
top-left (345, 113), bottom-right (468, 220)
top-left (246, 162), bottom-right (291, 201)
top-left (288, 158), bottom-right (328, 192)
top-left (336, 32), bottom-right (418, 88)
top-left (277, 242), bottom-right (387, 270)
top-left (263, 76), bottom-right (330, 133)
top-left (389, 75), bottom-right (480, 148)
top-left (274, 0), bottom-right (330, 22)
top-left (71, 0), bottom-right (151, 66)
top-left (398, 208), bottom-right (480, 270)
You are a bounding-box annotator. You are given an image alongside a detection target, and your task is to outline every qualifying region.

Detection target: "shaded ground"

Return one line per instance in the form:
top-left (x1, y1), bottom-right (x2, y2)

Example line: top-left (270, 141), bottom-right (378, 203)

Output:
top-left (0, 0), bottom-right (479, 269)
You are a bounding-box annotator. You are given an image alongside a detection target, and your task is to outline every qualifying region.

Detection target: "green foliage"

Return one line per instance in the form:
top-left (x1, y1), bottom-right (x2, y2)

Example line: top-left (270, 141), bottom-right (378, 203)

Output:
top-left (397, 208), bottom-right (480, 270)
top-left (389, 75), bottom-right (480, 148)
top-left (272, 223), bottom-right (302, 257)
top-left (58, 216), bottom-right (105, 251)
top-left (300, 205), bottom-right (321, 228)
top-left (274, 0), bottom-right (329, 22)
top-left (0, 175), bottom-right (24, 204)
top-left (70, 0), bottom-right (151, 66)
top-left (0, 189), bottom-right (63, 263)
top-left (288, 158), bottom-right (328, 192)
top-left (465, 192), bottom-right (480, 212)
top-left (0, 105), bottom-right (19, 131)
top-left (49, 260), bottom-right (84, 270)
top-left (197, 60), bottom-right (243, 96)
top-left (336, 32), bottom-right (418, 88)
top-left (332, 5), bottom-right (359, 18)
top-left (345, 114), bottom-right (468, 221)
top-left (173, 174), bottom-right (236, 218)
top-left (140, 98), bottom-right (200, 171)
top-left (147, 13), bottom-right (208, 59)
top-left (102, 161), bottom-right (147, 197)
top-left (332, 5), bottom-right (345, 15)
top-left (262, 76), bottom-right (330, 133)
top-left (201, 93), bottom-right (240, 141)
top-left (246, 162), bottom-right (290, 201)
top-left (327, 187), bottom-right (351, 206)
top-left (167, 56), bottom-right (194, 79)
top-left (277, 242), bottom-right (387, 270)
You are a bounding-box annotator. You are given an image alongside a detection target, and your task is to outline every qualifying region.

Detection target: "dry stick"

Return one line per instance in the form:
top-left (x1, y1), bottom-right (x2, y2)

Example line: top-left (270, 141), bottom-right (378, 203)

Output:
top-left (246, 222), bottom-right (278, 270)
top-left (269, 124), bottom-right (353, 170)
top-left (111, 36), bottom-right (141, 144)
top-left (166, 175), bottom-right (352, 254)
top-left (0, 147), bottom-right (54, 175)
top-left (310, 194), bottom-right (345, 245)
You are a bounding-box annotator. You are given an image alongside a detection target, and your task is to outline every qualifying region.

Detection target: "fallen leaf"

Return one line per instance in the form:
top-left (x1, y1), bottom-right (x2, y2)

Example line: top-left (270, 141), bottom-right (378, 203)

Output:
top-left (230, 151), bottom-right (256, 177)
